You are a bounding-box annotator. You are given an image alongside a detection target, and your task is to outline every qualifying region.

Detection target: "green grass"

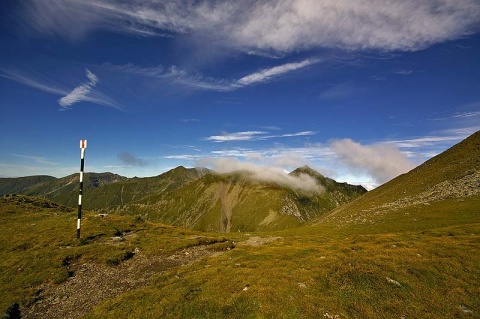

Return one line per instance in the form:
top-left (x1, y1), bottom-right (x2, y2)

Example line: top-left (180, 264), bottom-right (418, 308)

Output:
top-left (0, 195), bottom-right (230, 313)
top-left (2, 192), bottom-right (479, 318)
top-left (83, 222), bottom-right (479, 318)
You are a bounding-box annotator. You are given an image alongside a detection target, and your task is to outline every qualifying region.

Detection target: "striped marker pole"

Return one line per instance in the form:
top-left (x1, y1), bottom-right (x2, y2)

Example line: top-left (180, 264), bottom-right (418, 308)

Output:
top-left (77, 139), bottom-right (87, 239)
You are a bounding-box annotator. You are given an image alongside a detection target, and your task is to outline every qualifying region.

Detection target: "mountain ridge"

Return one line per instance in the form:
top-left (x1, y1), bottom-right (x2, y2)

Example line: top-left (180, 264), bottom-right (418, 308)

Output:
top-left (1, 166), bottom-right (367, 232)
top-left (114, 167), bottom-right (367, 232)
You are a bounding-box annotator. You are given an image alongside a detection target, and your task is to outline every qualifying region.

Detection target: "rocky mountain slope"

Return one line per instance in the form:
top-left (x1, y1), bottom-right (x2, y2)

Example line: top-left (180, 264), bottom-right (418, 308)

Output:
top-left (115, 167), bottom-right (367, 232)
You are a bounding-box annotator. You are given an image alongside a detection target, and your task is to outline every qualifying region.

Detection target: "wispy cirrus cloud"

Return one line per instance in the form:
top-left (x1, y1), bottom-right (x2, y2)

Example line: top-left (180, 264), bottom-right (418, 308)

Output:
top-left (105, 58), bottom-right (319, 91)
top-left (0, 68), bottom-right (65, 95)
top-left (59, 69), bottom-right (101, 107)
top-left (383, 127), bottom-right (479, 149)
top-left (236, 59), bottom-right (320, 86)
top-left (320, 82), bottom-right (365, 100)
top-left (205, 130), bottom-right (316, 142)
top-left (206, 131), bottom-right (267, 142)
top-left (23, 0), bottom-right (480, 54)
top-left (429, 111), bottom-right (480, 121)
top-left (0, 67), bottom-right (118, 109)
top-left (394, 69), bottom-right (414, 75)
top-left (181, 118), bottom-right (201, 123)
top-left (10, 153), bottom-right (58, 165)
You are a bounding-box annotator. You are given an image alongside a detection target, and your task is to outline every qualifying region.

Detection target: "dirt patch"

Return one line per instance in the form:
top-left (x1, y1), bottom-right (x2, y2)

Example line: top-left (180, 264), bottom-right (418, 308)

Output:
top-left (22, 245), bottom-right (223, 319)
top-left (237, 236), bottom-right (282, 247)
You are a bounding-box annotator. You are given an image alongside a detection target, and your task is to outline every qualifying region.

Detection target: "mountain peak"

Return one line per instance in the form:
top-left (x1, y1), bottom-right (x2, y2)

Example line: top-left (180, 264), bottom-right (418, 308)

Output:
top-left (290, 165), bottom-right (324, 178)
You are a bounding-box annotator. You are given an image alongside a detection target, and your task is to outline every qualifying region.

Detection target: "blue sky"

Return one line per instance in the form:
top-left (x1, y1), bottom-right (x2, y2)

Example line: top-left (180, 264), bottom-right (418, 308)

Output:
top-left (1, 0), bottom-right (479, 189)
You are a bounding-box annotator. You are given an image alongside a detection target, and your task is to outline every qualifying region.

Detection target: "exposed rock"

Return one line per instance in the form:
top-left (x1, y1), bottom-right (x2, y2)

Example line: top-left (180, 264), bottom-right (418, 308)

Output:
top-left (386, 277), bottom-right (402, 287)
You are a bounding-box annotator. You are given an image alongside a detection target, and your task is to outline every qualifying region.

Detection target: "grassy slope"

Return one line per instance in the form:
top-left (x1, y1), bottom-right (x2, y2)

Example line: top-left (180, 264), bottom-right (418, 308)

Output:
top-left (0, 175), bottom-right (56, 195)
top-left (2, 197), bottom-right (479, 318)
top-left (84, 223), bottom-right (479, 319)
top-left (304, 131), bottom-right (480, 239)
top-left (321, 130), bottom-right (480, 220)
top-left (0, 195), bottom-right (231, 314)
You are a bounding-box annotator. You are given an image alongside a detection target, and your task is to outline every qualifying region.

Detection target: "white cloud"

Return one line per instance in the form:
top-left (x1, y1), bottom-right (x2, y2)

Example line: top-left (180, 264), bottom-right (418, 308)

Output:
top-left (383, 127), bottom-right (479, 150)
top-left (320, 82), bottom-right (365, 100)
top-left (275, 131), bottom-right (316, 138)
top-left (331, 139), bottom-right (415, 184)
top-left (206, 131), bottom-right (267, 142)
top-left (24, 0), bottom-right (480, 53)
top-left (59, 84), bottom-right (93, 107)
top-left (198, 157), bottom-right (323, 193)
top-left (205, 130), bottom-right (316, 142)
top-left (59, 68), bottom-right (100, 107)
top-left (0, 68), bottom-right (118, 109)
top-left (394, 69), bottom-right (414, 75)
top-left (0, 68), bottom-right (66, 96)
top-left (430, 111), bottom-right (480, 121)
top-left (159, 128), bottom-right (478, 189)
top-left (86, 69), bottom-right (98, 84)
top-left (452, 111), bottom-right (480, 119)
top-left (231, 0), bottom-right (480, 52)
top-left (10, 154), bottom-right (58, 165)
top-left (106, 59), bottom-right (320, 91)
top-left (236, 59), bottom-right (320, 86)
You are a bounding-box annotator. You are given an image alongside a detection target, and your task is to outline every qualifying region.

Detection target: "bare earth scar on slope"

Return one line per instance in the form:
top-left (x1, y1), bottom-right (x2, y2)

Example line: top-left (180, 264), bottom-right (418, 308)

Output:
top-left (237, 236), bottom-right (283, 247)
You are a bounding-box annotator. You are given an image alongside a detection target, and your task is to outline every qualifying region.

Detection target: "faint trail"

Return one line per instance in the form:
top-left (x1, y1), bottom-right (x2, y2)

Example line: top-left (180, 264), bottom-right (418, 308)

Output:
top-left (43, 180), bottom-right (74, 196)
top-left (22, 245), bottom-right (223, 319)
top-left (120, 185), bottom-right (124, 205)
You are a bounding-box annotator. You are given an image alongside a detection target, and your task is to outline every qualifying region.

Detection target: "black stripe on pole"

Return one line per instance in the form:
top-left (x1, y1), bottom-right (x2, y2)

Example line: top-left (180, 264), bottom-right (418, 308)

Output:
top-left (77, 140), bottom-right (87, 239)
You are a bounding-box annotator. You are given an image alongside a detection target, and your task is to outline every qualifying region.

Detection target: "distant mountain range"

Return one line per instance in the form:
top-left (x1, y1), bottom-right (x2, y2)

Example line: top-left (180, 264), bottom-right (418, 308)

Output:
top-left (5, 131), bottom-right (478, 234)
top-left (0, 166), bottom-right (366, 232)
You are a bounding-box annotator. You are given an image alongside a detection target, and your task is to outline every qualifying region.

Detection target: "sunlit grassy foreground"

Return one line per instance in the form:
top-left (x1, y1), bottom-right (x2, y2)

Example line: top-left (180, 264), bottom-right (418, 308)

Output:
top-left (84, 219), bottom-right (479, 318)
top-left (2, 195), bottom-right (478, 318)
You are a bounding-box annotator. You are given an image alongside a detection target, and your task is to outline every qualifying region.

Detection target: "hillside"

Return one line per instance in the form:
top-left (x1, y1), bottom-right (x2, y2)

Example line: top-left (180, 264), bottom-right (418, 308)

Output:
top-left (0, 166), bottom-right (208, 210)
top-left (2, 166), bottom-right (365, 232)
top-left (113, 167), bottom-right (367, 232)
top-left (315, 130), bottom-right (480, 231)
top-left (0, 175), bottom-right (56, 195)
